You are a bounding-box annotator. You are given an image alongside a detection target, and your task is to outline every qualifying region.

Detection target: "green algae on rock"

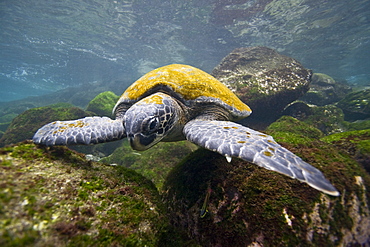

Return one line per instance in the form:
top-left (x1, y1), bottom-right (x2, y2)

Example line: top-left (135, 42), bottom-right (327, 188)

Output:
top-left (100, 140), bottom-right (198, 190)
top-left (337, 89), bottom-right (370, 121)
top-left (163, 117), bottom-right (370, 246)
top-left (299, 73), bottom-right (351, 106)
top-left (348, 119), bottom-right (370, 131)
top-left (0, 141), bottom-right (174, 246)
top-left (282, 101), bottom-right (314, 121)
top-left (0, 104), bottom-right (90, 147)
top-left (86, 91), bottom-right (120, 116)
top-left (0, 113), bottom-right (17, 131)
top-left (282, 103), bottom-right (350, 135)
top-left (266, 116), bottom-right (324, 146)
top-left (302, 105), bottom-right (349, 135)
top-left (321, 129), bottom-right (370, 173)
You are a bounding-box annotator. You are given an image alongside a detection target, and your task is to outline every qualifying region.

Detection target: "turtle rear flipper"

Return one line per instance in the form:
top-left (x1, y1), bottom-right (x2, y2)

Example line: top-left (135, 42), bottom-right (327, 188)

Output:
top-left (33, 116), bottom-right (125, 146)
top-left (184, 119), bottom-right (340, 196)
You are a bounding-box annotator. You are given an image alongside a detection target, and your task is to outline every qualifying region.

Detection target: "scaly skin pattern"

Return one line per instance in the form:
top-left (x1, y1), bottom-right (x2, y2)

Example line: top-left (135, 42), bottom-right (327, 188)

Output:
top-left (114, 64), bottom-right (251, 119)
top-left (183, 120), bottom-right (339, 196)
top-left (33, 117), bottom-right (125, 146)
top-left (124, 92), bottom-right (184, 150)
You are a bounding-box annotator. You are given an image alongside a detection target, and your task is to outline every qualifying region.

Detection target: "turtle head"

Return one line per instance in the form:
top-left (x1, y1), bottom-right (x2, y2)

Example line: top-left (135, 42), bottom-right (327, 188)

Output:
top-left (124, 92), bottom-right (182, 151)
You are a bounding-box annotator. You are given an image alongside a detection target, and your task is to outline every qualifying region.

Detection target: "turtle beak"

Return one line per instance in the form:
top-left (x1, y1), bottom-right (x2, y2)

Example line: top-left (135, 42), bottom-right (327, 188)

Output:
top-left (128, 133), bottom-right (156, 151)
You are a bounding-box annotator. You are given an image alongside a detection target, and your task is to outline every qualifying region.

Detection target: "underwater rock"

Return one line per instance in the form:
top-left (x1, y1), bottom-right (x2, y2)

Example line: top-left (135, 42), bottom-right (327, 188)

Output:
top-left (282, 101), bottom-right (313, 121)
top-left (0, 113), bottom-right (18, 132)
top-left (0, 113), bottom-right (19, 123)
top-left (163, 116), bottom-right (370, 246)
top-left (299, 73), bottom-right (352, 106)
top-left (0, 102), bottom-right (38, 132)
top-left (283, 103), bottom-right (349, 135)
top-left (266, 116), bottom-right (324, 143)
top-left (322, 129), bottom-right (370, 173)
top-left (0, 141), bottom-right (175, 246)
top-left (348, 119), bottom-right (370, 131)
top-left (212, 46), bottom-right (311, 129)
top-left (86, 91), bottom-right (120, 116)
top-left (336, 89), bottom-right (370, 121)
top-left (0, 102), bottom-right (38, 115)
top-left (100, 140), bottom-right (198, 190)
top-left (0, 104), bottom-right (90, 147)
top-left (302, 105), bottom-right (348, 135)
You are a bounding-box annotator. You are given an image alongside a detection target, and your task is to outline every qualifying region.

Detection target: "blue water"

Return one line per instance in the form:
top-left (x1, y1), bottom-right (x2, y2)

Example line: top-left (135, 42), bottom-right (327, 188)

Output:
top-left (1, 0), bottom-right (369, 102)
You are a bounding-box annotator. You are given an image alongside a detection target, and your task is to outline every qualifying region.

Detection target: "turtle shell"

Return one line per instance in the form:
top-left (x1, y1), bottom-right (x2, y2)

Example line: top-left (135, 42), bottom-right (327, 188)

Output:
top-left (113, 64), bottom-right (251, 120)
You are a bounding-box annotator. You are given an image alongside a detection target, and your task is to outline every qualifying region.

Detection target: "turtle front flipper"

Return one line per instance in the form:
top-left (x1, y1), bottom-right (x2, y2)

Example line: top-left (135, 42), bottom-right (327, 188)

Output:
top-left (33, 116), bottom-right (126, 146)
top-left (184, 120), bottom-right (340, 196)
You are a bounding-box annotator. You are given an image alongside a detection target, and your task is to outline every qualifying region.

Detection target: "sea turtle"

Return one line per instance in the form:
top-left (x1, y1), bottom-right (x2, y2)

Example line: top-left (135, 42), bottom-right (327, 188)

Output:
top-left (33, 64), bottom-right (339, 196)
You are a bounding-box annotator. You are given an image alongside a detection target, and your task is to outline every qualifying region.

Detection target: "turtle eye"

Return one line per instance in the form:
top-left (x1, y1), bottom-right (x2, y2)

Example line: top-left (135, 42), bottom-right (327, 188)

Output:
top-left (145, 117), bottom-right (159, 133)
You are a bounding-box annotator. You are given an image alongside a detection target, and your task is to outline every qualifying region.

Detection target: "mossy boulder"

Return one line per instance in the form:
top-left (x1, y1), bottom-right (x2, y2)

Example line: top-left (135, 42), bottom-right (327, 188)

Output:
top-left (282, 101), bottom-right (314, 121)
top-left (299, 73), bottom-right (351, 106)
top-left (266, 116), bottom-right (324, 145)
top-left (336, 89), bottom-right (370, 121)
top-left (101, 140), bottom-right (198, 190)
top-left (0, 102), bottom-right (38, 116)
top-left (0, 113), bottom-right (20, 123)
top-left (0, 112), bottom-right (19, 134)
top-left (321, 129), bottom-right (370, 173)
top-left (0, 104), bottom-right (90, 147)
top-left (302, 105), bottom-right (349, 135)
top-left (0, 123), bottom-right (10, 134)
top-left (348, 119), bottom-right (370, 131)
top-left (283, 103), bottom-right (349, 135)
top-left (86, 91), bottom-right (120, 117)
top-left (0, 141), bottom-right (177, 246)
top-left (163, 117), bottom-right (370, 246)
top-left (212, 47), bottom-right (311, 129)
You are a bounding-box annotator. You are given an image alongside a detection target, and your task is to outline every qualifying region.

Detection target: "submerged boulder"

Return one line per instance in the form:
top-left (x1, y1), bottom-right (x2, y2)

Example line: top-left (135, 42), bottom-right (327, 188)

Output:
top-left (336, 89), bottom-right (370, 121)
top-left (212, 46), bottom-right (311, 129)
top-left (100, 140), bottom-right (198, 190)
top-left (322, 129), bottom-right (370, 173)
top-left (283, 102), bottom-right (351, 135)
top-left (0, 141), bottom-right (176, 246)
top-left (301, 105), bottom-right (348, 135)
top-left (348, 119), bottom-right (370, 131)
top-left (282, 101), bottom-right (314, 121)
top-left (300, 73), bottom-right (351, 106)
top-left (86, 91), bottom-right (120, 117)
top-left (0, 104), bottom-right (90, 147)
top-left (163, 116), bottom-right (370, 246)
top-left (0, 113), bottom-right (17, 133)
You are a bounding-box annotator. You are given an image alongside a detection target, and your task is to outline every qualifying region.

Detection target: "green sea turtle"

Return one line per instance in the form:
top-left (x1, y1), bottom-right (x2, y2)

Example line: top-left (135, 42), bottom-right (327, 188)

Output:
top-left (33, 64), bottom-right (339, 196)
